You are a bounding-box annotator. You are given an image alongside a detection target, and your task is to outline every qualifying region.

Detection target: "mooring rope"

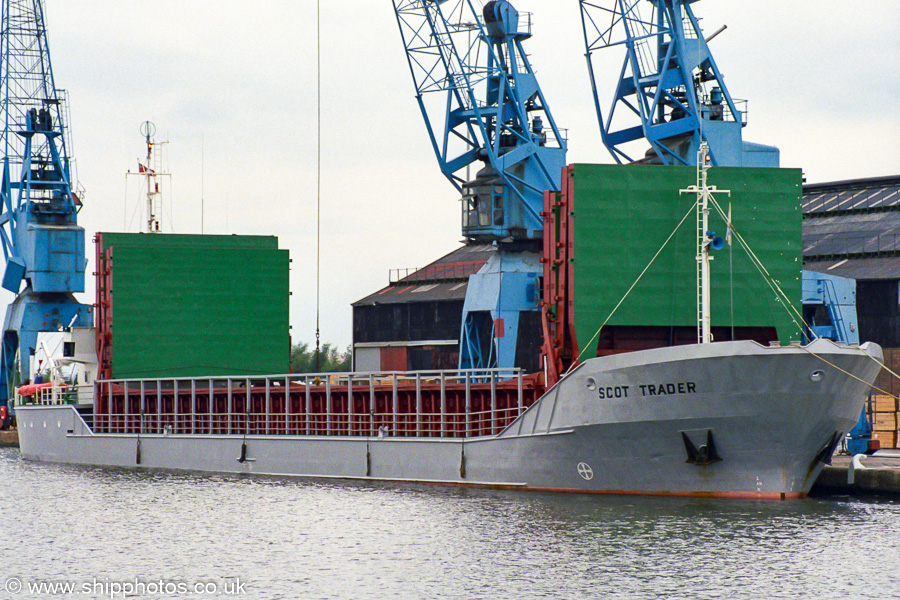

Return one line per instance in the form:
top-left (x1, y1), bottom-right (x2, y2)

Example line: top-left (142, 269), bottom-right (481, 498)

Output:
top-left (867, 354), bottom-right (900, 384)
top-left (709, 193), bottom-right (900, 401)
top-left (800, 346), bottom-right (900, 401)
top-left (858, 351), bottom-right (900, 400)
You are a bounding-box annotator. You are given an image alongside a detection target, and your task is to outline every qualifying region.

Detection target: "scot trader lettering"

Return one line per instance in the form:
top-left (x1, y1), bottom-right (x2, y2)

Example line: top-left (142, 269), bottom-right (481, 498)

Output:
top-left (597, 382), bottom-right (697, 399)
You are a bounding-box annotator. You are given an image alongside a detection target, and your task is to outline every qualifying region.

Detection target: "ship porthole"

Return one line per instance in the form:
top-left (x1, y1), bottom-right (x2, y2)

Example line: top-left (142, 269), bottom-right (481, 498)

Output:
top-left (586, 377), bottom-right (597, 391)
top-left (810, 370), bottom-right (824, 382)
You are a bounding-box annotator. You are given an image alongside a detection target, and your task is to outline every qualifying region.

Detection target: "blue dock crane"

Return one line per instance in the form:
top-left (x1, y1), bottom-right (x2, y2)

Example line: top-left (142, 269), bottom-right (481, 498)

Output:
top-left (580, 0), bottom-right (779, 168)
top-left (393, 0), bottom-right (567, 370)
top-left (0, 0), bottom-right (91, 413)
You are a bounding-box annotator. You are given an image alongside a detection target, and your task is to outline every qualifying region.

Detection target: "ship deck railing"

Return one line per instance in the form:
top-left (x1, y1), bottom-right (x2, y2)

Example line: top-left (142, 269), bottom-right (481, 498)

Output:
top-left (16, 385), bottom-right (79, 407)
top-left (91, 368), bottom-right (544, 439)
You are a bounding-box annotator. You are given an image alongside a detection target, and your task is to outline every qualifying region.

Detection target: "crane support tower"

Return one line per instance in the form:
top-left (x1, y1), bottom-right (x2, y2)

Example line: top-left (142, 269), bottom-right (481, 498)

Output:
top-left (393, 0), bottom-right (567, 371)
top-left (0, 0), bottom-right (91, 410)
top-left (580, 0), bottom-right (779, 167)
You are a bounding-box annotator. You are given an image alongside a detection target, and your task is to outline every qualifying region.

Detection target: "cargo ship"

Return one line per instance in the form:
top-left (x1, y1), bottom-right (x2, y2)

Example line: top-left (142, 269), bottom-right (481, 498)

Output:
top-left (14, 338), bottom-right (882, 499)
top-left (4, 0), bottom-right (886, 499)
top-left (12, 150), bottom-right (885, 500)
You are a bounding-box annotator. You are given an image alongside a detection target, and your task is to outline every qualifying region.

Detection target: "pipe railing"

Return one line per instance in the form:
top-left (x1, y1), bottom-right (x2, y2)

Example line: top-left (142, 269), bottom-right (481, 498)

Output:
top-left (93, 368), bottom-right (529, 440)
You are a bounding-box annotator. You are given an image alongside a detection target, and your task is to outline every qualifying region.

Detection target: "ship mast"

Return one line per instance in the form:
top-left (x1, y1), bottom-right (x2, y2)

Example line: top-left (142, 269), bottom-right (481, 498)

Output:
top-left (126, 120), bottom-right (170, 233)
top-left (142, 121), bottom-right (159, 232)
top-left (681, 142), bottom-right (730, 344)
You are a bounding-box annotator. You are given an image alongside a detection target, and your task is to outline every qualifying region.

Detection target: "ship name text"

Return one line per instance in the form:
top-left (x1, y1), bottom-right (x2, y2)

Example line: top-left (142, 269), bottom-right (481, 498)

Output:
top-left (597, 381), bottom-right (697, 399)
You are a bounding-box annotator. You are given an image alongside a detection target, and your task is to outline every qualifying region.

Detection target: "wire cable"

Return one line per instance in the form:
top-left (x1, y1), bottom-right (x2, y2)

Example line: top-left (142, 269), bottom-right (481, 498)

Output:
top-left (315, 0), bottom-right (322, 371)
top-left (574, 200), bottom-right (697, 366)
top-left (801, 345), bottom-right (899, 401)
top-left (707, 194), bottom-right (809, 338)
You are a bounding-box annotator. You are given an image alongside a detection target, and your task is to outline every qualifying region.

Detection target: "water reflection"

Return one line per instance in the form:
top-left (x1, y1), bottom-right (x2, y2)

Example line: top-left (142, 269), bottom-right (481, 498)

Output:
top-left (3, 448), bottom-right (897, 599)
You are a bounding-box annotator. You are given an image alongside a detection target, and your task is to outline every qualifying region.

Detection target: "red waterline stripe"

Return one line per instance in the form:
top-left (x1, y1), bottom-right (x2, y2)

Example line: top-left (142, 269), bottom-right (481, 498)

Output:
top-left (369, 478), bottom-right (805, 501)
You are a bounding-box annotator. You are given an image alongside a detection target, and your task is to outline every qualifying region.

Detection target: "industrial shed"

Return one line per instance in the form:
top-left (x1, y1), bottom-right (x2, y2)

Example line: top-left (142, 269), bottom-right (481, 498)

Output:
top-left (803, 175), bottom-right (900, 447)
top-left (352, 244), bottom-right (495, 371)
top-left (803, 175), bottom-right (900, 346)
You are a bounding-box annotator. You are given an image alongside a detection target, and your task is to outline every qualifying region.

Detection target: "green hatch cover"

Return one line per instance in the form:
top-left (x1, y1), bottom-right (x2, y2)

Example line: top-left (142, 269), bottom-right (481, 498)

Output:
top-left (570, 164), bottom-right (802, 350)
top-left (102, 233), bottom-right (289, 378)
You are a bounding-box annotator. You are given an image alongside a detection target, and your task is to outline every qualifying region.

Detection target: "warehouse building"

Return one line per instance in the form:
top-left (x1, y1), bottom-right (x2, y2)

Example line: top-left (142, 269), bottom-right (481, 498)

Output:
top-left (352, 244), bottom-right (495, 371)
top-left (803, 175), bottom-right (900, 346)
top-left (803, 174), bottom-right (900, 447)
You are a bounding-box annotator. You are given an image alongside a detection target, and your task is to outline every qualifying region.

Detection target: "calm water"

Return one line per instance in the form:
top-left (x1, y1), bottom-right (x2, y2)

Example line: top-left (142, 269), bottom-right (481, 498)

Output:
top-left (1, 448), bottom-right (898, 600)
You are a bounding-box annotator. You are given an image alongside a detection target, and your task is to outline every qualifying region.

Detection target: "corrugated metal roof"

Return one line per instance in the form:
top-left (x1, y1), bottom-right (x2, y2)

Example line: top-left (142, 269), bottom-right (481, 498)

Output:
top-left (354, 281), bottom-right (470, 305)
top-left (803, 212), bottom-right (900, 258)
top-left (803, 175), bottom-right (900, 215)
top-left (801, 176), bottom-right (900, 279)
top-left (354, 244), bottom-right (495, 306)
top-left (804, 258), bottom-right (900, 281)
top-left (394, 244), bottom-right (495, 283)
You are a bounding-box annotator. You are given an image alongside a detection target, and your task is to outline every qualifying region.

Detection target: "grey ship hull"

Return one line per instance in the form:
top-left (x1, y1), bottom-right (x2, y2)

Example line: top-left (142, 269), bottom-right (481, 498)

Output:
top-left (16, 339), bottom-right (883, 499)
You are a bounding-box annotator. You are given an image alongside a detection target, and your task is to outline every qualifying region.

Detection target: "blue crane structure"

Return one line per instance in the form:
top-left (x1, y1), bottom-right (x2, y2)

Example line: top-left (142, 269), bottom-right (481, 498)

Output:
top-left (802, 272), bottom-right (857, 346)
top-left (393, 0), bottom-right (567, 371)
top-left (580, 0), bottom-right (778, 168)
top-left (0, 0), bottom-right (90, 411)
top-left (802, 270), bottom-right (876, 454)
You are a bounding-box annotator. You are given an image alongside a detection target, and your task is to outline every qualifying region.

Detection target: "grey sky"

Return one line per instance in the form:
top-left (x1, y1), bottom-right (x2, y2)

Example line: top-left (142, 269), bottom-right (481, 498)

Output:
top-left (16, 0), bottom-right (899, 348)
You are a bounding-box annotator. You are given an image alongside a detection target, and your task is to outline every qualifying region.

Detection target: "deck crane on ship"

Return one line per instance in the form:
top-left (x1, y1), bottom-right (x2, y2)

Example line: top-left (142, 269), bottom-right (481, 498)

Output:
top-left (0, 0), bottom-right (91, 416)
top-left (393, 0), bottom-right (567, 372)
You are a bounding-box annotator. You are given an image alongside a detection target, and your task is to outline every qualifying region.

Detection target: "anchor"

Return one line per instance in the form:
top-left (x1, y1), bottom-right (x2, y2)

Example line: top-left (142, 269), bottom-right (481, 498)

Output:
top-left (812, 431), bottom-right (842, 466)
top-left (682, 430), bottom-right (723, 466)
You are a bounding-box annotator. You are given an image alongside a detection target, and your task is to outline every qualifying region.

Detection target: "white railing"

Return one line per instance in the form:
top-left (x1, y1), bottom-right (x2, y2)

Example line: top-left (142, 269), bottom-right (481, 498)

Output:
top-left (15, 384), bottom-right (83, 407)
top-left (94, 368), bottom-right (532, 439)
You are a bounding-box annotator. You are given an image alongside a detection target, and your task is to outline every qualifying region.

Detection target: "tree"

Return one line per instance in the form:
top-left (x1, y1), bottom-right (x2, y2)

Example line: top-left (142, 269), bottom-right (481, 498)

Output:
top-left (290, 342), bottom-right (351, 374)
